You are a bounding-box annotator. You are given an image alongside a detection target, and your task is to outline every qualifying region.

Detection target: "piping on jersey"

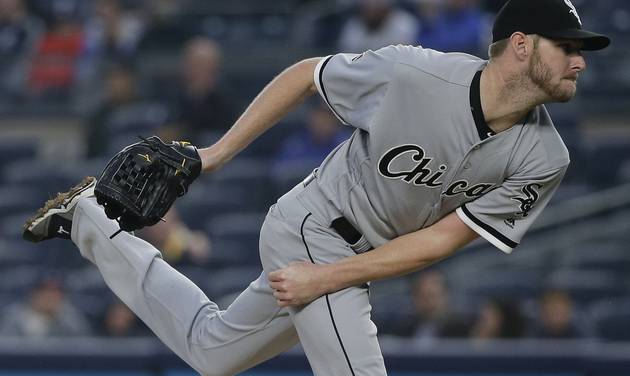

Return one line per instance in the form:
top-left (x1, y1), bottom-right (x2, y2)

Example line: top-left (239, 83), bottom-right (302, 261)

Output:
top-left (300, 213), bottom-right (357, 376)
top-left (317, 56), bottom-right (350, 125)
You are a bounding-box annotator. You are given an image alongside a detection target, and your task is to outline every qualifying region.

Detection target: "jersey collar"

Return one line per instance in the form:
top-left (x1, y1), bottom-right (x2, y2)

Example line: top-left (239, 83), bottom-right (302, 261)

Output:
top-left (469, 69), bottom-right (495, 141)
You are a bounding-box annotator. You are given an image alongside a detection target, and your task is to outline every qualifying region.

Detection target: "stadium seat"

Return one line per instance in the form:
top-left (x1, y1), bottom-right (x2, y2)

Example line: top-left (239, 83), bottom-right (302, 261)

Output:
top-left (557, 241), bottom-right (630, 275)
top-left (0, 186), bottom-right (42, 216)
top-left (270, 158), bottom-right (319, 189)
top-left (206, 266), bottom-right (263, 301)
top-left (69, 290), bottom-right (116, 325)
top-left (0, 265), bottom-right (45, 296)
top-left (210, 157), bottom-right (276, 210)
top-left (65, 266), bottom-right (109, 295)
top-left (207, 239), bottom-right (261, 267)
top-left (104, 102), bottom-right (168, 135)
top-left (205, 212), bottom-right (266, 251)
top-left (547, 269), bottom-right (627, 306)
top-left (0, 239), bottom-right (43, 269)
top-left (178, 181), bottom-right (254, 226)
top-left (586, 139), bottom-right (630, 187)
top-left (2, 159), bottom-right (78, 197)
top-left (0, 138), bottom-right (38, 173)
top-left (0, 211), bottom-right (38, 241)
top-left (590, 298), bottom-right (630, 342)
top-left (369, 279), bottom-right (415, 334)
top-left (458, 269), bottom-right (545, 301)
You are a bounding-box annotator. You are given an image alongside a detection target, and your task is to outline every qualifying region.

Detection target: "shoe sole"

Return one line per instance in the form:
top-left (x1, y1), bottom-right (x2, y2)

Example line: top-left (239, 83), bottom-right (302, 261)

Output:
top-left (23, 176), bottom-right (96, 242)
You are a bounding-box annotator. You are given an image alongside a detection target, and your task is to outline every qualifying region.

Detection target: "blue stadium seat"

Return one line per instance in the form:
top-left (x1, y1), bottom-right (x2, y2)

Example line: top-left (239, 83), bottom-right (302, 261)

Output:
top-left (0, 236), bottom-right (83, 271)
top-left (176, 265), bottom-right (215, 296)
top-left (547, 269), bottom-right (627, 306)
top-left (69, 290), bottom-right (116, 325)
top-left (458, 269), bottom-right (545, 301)
top-left (2, 160), bottom-right (78, 197)
top-left (371, 291), bottom-right (416, 335)
top-left (177, 181), bottom-right (254, 227)
top-left (207, 239), bottom-right (261, 267)
top-left (241, 119), bottom-right (301, 159)
top-left (65, 266), bottom-right (109, 295)
top-left (209, 157), bottom-right (276, 210)
top-left (0, 186), bottom-right (41, 217)
top-left (586, 139), bottom-right (630, 187)
top-left (557, 241), bottom-right (630, 275)
top-left (270, 159), bottom-right (318, 197)
top-left (205, 212), bottom-right (266, 254)
top-left (369, 279), bottom-right (415, 334)
top-left (0, 239), bottom-right (43, 269)
top-left (0, 211), bottom-right (37, 241)
top-left (104, 102), bottom-right (169, 135)
top-left (65, 158), bottom-right (110, 180)
top-left (62, 268), bottom-right (112, 323)
top-left (206, 266), bottom-right (263, 300)
top-left (0, 265), bottom-right (44, 296)
top-left (590, 298), bottom-right (630, 342)
top-left (549, 183), bottom-right (592, 204)
top-left (3, 229), bottom-right (86, 269)
top-left (206, 211), bottom-right (266, 233)
top-left (0, 138), bottom-right (38, 173)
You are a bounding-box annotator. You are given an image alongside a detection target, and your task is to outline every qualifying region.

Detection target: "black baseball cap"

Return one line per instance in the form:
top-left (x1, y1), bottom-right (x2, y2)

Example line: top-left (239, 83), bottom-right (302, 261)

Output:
top-left (492, 0), bottom-right (611, 51)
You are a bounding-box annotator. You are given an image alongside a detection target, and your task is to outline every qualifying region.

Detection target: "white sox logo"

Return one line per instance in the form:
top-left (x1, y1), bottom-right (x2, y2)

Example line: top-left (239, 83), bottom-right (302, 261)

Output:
top-left (512, 183), bottom-right (543, 218)
top-left (563, 0), bottom-right (582, 25)
top-left (378, 144), bottom-right (494, 198)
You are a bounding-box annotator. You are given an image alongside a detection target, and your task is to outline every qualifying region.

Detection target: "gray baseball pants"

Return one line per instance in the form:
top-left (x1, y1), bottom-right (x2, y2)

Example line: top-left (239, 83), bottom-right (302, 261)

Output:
top-left (71, 180), bottom-right (386, 376)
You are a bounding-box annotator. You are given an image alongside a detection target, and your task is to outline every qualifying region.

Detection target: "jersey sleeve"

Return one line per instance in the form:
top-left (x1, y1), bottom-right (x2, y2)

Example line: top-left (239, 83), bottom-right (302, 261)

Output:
top-left (456, 166), bottom-right (567, 254)
top-left (313, 46), bottom-right (397, 131)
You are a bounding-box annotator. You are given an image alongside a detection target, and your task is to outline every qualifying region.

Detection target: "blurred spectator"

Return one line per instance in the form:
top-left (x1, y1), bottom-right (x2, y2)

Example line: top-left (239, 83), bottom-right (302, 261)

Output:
top-left (85, 63), bottom-right (140, 157)
top-left (82, 0), bottom-right (145, 63)
top-left (0, 0), bottom-right (44, 98)
top-left (160, 37), bottom-right (237, 143)
top-left (26, 6), bottom-right (84, 100)
top-left (271, 100), bottom-right (351, 190)
top-left (338, 0), bottom-right (419, 53)
top-left (99, 299), bottom-right (148, 337)
top-left (529, 290), bottom-right (585, 339)
top-left (395, 270), bottom-right (470, 339)
top-left (470, 298), bottom-right (526, 340)
top-left (137, 207), bottom-right (212, 266)
top-left (415, 0), bottom-right (484, 55)
top-left (0, 277), bottom-right (91, 337)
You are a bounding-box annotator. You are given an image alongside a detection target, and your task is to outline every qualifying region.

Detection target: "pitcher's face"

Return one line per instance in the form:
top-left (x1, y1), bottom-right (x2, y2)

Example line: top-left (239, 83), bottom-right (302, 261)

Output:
top-left (528, 37), bottom-right (586, 103)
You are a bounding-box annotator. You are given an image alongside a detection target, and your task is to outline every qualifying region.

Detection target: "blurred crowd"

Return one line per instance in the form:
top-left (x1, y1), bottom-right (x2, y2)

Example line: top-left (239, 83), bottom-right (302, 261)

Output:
top-left (0, 265), bottom-right (619, 342)
top-left (0, 0), bottom-right (629, 344)
top-left (388, 269), bottom-right (588, 341)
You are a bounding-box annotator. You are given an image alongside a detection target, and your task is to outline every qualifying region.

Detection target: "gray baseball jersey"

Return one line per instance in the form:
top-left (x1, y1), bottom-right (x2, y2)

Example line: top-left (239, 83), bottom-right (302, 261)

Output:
top-left (311, 44), bottom-right (569, 253)
top-left (69, 44), bottom-right (570, 376)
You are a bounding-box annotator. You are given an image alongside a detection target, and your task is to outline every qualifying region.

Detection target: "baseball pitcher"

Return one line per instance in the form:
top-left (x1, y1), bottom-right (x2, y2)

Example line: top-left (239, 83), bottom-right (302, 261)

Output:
top-left (23, 0), bottom-right (610, 375)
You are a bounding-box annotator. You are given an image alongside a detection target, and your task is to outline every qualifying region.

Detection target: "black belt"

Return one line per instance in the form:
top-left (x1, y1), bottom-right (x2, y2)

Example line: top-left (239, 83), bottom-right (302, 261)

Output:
top-left (331, 217), bottom-right (362, 245)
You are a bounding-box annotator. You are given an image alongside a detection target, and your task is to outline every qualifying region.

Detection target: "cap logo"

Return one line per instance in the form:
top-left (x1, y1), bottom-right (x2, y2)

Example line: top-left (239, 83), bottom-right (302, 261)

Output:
top-left (563, 0), bottom-right (582, 26)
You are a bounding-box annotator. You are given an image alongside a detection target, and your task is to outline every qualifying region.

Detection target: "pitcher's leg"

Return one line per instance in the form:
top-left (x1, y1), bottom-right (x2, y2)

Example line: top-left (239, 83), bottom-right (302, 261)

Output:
top-left (72, 197), bottom-right (298, 375)
top-left (290, 285), bottom-right (386, 376)
top-left (260, 202), bottom-right (387, 376)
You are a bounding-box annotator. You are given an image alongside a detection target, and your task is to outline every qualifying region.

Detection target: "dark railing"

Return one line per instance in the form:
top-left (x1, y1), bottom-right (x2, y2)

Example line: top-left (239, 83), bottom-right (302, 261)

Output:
top-left (0, 337), bottom-right (629, 375)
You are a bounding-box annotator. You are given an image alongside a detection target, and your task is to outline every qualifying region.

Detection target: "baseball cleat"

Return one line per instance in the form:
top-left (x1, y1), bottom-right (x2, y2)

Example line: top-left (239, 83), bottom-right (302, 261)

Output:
top-left (23, 176), bottom-right (97, 243)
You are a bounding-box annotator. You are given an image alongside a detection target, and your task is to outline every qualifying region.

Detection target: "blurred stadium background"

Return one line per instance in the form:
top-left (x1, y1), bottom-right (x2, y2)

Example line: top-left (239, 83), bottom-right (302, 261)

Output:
top-left (0, 0), bottom-right (629, 375)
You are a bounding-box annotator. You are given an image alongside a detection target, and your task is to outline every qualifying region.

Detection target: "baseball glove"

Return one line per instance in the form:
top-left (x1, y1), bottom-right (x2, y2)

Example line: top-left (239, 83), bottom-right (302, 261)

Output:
top-left (94, 135), bottom-right (202, 232)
